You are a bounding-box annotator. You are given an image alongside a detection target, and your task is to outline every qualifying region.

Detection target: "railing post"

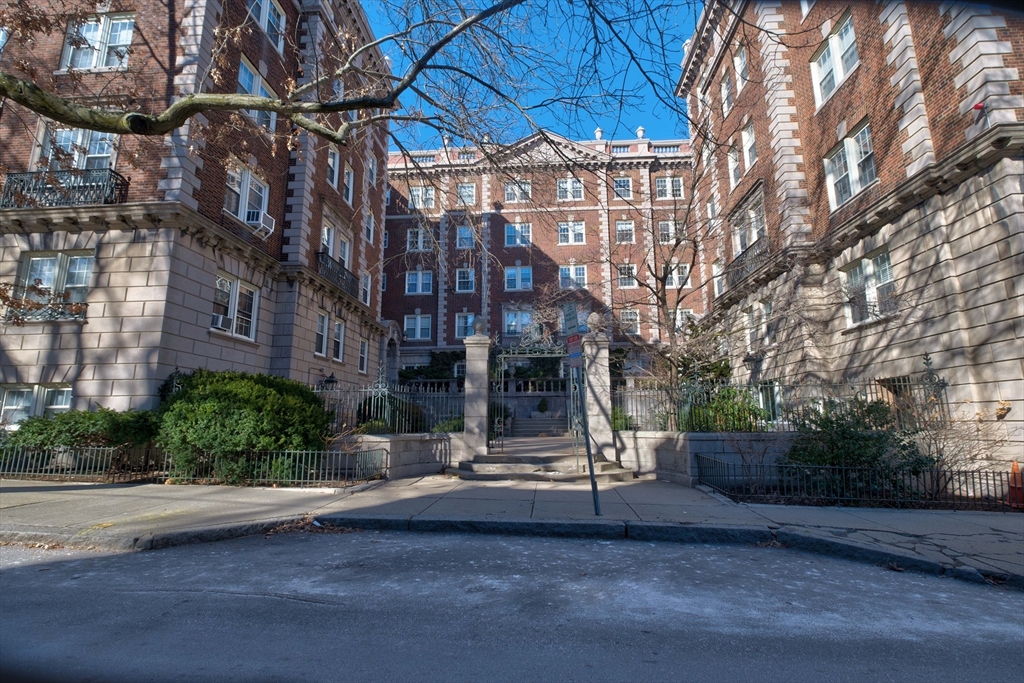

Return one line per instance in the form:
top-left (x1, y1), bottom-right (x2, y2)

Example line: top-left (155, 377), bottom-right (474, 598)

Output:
top-left (582, 331), bottom-right (615, 461)
top-left (462, 333), bottom-right (492, 456)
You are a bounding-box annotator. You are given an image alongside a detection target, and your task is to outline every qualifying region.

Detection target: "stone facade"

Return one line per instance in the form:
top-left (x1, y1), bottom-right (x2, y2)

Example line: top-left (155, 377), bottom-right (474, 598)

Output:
top-left (0, 0), bottom-right (390, 423)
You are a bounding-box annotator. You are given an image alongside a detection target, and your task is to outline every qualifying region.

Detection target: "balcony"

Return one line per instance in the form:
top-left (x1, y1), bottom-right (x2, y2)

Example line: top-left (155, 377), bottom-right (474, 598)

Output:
top-left (723, 237), bottom-right (771, 291)
top-left (1, 169), bottom-right (130, 209)
top-left (316, 250), bottom-right (360, 300)
top-left (3, 288), bottom-right (88, 323)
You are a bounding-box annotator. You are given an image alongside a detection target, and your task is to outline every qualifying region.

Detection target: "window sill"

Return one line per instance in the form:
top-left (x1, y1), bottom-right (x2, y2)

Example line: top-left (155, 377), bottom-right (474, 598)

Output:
top-left (556, 242), bottom-right (587, 247)
top-left (404, 292), bottom-right (433, 296)
top-left (813, 62), bottom-right (861, 113)
top-left (504, 244), bottom-right (532, 249)
top-left (208, 328), bottom-right (259, 347)
top-left (840, 314), bottom-right (895, 336)
top-left (829, 178), bottom-right (880, 213)
top-left (54, 66), bottom-right (128, 75)
top-left (455, 290), bottom-right (476, 294)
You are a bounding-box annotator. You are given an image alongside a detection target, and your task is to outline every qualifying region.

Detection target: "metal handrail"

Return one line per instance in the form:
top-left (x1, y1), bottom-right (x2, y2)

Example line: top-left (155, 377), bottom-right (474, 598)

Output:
top-left (724, 237), bottom-right (770, 290)
top-left (316, 250), bottom-right (360, 300)
top-left (1, 168), bottom-right (130, 208)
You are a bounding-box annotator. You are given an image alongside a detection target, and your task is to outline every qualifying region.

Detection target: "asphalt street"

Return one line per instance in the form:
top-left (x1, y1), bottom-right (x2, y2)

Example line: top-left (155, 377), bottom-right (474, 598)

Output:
top-left (2, 531), bottom-right (1022, 683)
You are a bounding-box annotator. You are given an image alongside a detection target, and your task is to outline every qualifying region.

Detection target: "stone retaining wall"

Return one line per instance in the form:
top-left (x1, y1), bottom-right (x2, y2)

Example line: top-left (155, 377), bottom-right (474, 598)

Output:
top-left (343, 433), bottom-right (469, 480)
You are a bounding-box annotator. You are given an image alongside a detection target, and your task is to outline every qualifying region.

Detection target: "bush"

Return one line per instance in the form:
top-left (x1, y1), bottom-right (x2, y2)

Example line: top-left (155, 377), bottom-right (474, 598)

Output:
top-left (356, 396), bottom-right (429, 433)
top-left (6, 407), bottom-right (160, 448)
top-left (158, 370), bottom-right (330, 479)
top-left (611, 406), bottom-right (636, 431)
top-left (431, 417), bottom-right (464, 433)
top-left (682, 387), bottom-right (767, 432)
top-left (537, 397), bottom-right (549, 413)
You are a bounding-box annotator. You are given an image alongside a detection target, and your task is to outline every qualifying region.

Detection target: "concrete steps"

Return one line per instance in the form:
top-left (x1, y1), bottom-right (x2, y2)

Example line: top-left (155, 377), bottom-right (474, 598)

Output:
top-left (447, 437), bottom-right (634, 482)
top-left (511, 416), bottom-right (568, 437)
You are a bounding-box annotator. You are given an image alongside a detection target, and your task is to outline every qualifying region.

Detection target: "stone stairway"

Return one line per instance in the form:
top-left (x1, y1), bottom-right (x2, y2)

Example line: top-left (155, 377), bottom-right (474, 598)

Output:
top-left (511, 416), bottom-right (568, 437)
top-left (448, 437), bottom-right (634, 482)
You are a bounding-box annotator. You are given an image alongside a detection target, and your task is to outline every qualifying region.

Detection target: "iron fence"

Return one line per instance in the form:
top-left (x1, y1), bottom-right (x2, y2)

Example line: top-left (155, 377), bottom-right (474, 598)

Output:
top-left (0, 445), bottom-right (166, 482)
top-left (612, 376), bottom-right (949, 433)
top-left (1, 169), bottom-right (130, 208)
top-left (695, 455), bottom-right (1022, 511)
top-left (316, 381), bottom-right (465, 434)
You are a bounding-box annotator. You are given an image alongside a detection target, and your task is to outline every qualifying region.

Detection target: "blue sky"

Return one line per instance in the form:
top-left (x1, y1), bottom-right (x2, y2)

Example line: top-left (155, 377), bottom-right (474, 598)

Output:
top-left (361, 1), bottom-right (699, 148)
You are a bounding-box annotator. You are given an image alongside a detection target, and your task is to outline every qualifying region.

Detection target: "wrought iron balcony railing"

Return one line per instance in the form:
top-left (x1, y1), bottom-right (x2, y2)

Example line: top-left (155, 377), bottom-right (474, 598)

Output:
top-left (3, 288), bottom-right (88, 323)
top-left (723, 237), bottom-right (771, 291)
top-left (316, 250), bottom-right (360, 300)
top-left (1, 169), bottom-right (130, 209)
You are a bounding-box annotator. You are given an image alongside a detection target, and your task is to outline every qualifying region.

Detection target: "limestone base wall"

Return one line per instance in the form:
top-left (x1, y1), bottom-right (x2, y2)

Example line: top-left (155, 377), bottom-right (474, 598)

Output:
top-left (344, 432), bottom-right (469, 480)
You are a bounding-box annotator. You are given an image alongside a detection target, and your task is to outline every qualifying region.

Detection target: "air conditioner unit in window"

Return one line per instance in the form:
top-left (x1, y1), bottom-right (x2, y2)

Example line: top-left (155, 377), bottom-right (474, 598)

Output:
top-left (211, 314), bottom-right (233, 331)
top-left (246, 210), bottom-right (276, 240)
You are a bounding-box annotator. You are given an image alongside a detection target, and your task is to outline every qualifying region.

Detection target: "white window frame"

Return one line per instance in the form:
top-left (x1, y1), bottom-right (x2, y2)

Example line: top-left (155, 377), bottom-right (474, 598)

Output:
top-left (405, 270), bottom-right (433, 295)
top-left (811, 13), bottom-right (860, 106)
top-left (246, 0), bottom-right (286, 52)
top-left (212, 272), bottom-right (260, 341)
top-left (559, 265), bottom-right (587, 290)
top-left (505, 223), bottom-right (532, 247)
top-left (404, 314), bottom-right (432, 340)
top-left (315, 312), bottom-right (329, 356)
top-left (613, 177), bottom-right (633, 200)
top-left (365, 214), bottom-right (374, 243)
top-left (61, 13), bottom-right (135, 71)
top-left (721, 71), bottom-right (734, 116)
top-left (342, 164), bottom-right (354, 204)
top-left (735, 44), bottom-right (748, 92)
top-left (615, 220), bottom-right (635, 244)
top-left (223, 161), bottom-right (270, 228)
top-left (456, 183), bottom-right (476, 207)
top-left (409, 186), bottom-right (435, 209)
top-left (504, 180), bottom-right (531, 203)
top-left (713, 260), bottom-right (725, 297)
top-left (620, 310), bottom-right (640, 336)
top-left (1, 385), bottom-right (73, 427)
top-left (742, 123), bottom-right (757, 170)
top-left (731, 192), bottom-right (766, 256)
top-left (557, 178), bottom-right (584, 201)
top-left (358, 339), bottom-right (368, 373)
top-left (17, 251), bottom-right (94, 316)
top-left (326, 145), bottom-right (339, 188)
top-left (655, 177), bottom-right (683, 200)
top-left (658, 221), bottom-right (678, 244)
top-left (557, 221), bottom-right (585, 245)
top-left (843, 248), bottom-right (896, 326)
top-left (237, 60), bottom-right (277, 132)
top-left (360, 274), bottom-right (371, 305)
top-left (456, 268), bottom-right (475, 293)
top-left (407, 228), bottom-right (430, 251)
top-left (40, 125), bottom-right (117, 171)
top-left (665, 262), bottom-right (690, 289)
top-left (504, 266), bottom-right (533, 291)
top-left (321, 222), bottom-right (335, 256)
top-left (825, 123), bottom-right (876, 210)
top-left (332, 320), bottom-right (345, 361)
top-left (456, 225), bottom-right (474, 249)
top-left (617, 264), bottom-right (638, 289)
top-left (504, 309), bottom-right (533, 336)
top-left (728, 146), bottom-right (741, 189)
top-left (455, 313), bottom-right (475, 339)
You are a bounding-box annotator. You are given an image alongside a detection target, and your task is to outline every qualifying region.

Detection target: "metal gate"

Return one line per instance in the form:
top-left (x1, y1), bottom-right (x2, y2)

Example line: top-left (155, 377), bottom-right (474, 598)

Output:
top-left (489, 325), bottom-right (581, 461)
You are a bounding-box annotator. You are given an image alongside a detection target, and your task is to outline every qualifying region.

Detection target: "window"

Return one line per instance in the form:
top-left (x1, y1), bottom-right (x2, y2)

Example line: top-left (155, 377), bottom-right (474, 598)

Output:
top-left (504, 309), bottom-right (533, 335)
top-left (665, 263), bottom-right (690, 289)
top-left (338, 237), bottom-right (350, 268)
top-left (746, 307), bottom-right (759, 349)
top-left (456, 268), bottom-right (475, 292)
top-left (761, 300), bottom-right (777, 346)
top-left (333, 321), bottom-right (345, 361)
top-left (456, 225), bottom-right (474, 249)
top-left (62, 14), bottom-right (134, 70)
top-left (212, 273), bottom-right (259, 340)
top-left (613, 177), bottom-right (632, 199)
top-left (558, 306), bottom-right (589, 334)
top-left (454, 360), bottom-right (467, 376)
top-left (504, 180), bottom-right (531, 203)
top-left (315, 313), bottom-right (329, 356)
top-left (342, 164), bottom-right (354, 204)
top-left (40, 126), bottom-right (116, 170)
top-left (405, 271), bottom-right (433, 294)
top-left (559, 265), bottom-right (587, 289)
top-left (15, 252), bottom-right (93, 319)
top-left (668, 309), bottom-right (693, 333)
top-left (557, 178), bottom-right (584, 201)
top-left (735, 44), bottom-right (748, 91)
top-left (615, 221), bottom-right (635, 244)
top-left (825, 123), bottom-right (876, 209)
top-left (504, 266), bottom-right (532, 291)
top-left (617, 264), bottom-right (638, 289)
top-left (658, 221), bottom-right (677, 244)
top-left (800, 0), bottom-right (817, 16)
top-left (407, 228), bottom-right (430, 251)
top-left (326, 146), bottom-right (339, 187)
top-left (237, 61), bottom-right (276, 131)
top-left (655, 177), bottom-right (683, 199)
top-left (358, 339), bottom-right (368, 373)
top-left (321, 222), bottom-right (335, 256)
top-left (456, 183), bottom-right (476, 206)
top-left (455, 313), bottom-right (475, 338)
top-left (811, 14), bottom-right (859, 104)
top-left (713, 260), bottom-right (724, 297)
top-left (505, 223), bottom-right (532, 247)
top-left (557, 221), bottom-right (585, 245)
top-left (224, 161), bottom-right (270, 229)
top-left (360, 274), bottom-right (371, 305)
top-left (367, 157), bottom-right (378, 186)
top-left (721, 72), bottom-right (734, 115)
top-left (246, 0), bottom-right (285, 52)
top-left (728, 146), bottom-right (741, 188)
top-left (844, 249), bottom-right (896, 324)
top-left (365, 214), bottom-right (374, 243)
top-left (620, 310), bottom-right (640, 336)
top-left (404, 314), bottom-right (432, 340)
top-left (409, 186), bottom-right (435, 209)
top-left (0, 27), bottom-right (8, 55)
top-left (1, 385), bottom-right (72, 427)
top-left (381, 273), bottom-right (387, 291)
top-left (742, 123), bottom-right (757, 169)
top-left (732, 193), bottom-right (766, 255)
top-left (707, 197), bottom-right (718, 221)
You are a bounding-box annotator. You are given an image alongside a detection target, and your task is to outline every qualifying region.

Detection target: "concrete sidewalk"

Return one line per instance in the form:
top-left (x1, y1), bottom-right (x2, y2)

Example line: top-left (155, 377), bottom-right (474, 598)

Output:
top-left (1, 476), bottom-right (1021, 588)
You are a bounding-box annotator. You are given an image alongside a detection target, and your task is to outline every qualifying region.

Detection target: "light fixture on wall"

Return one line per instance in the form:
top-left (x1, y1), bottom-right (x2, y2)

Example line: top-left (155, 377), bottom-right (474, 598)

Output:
top-left (742, 351), bottom-right (764, 378)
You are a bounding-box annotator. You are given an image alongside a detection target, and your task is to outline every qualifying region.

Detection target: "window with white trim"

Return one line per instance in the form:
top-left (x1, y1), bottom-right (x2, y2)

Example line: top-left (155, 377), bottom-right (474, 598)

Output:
top-left (825, 123), bottom-right (876, 209)
top-left (358, 339), bottom-right (368, 373)
top-left (332, 321), bottom-right (345, 361)
top-left (405, 271), bottom-right (433, 294)
top-left (742, 123), bottom-right (757, 169)
top-left (326, 146), bottom-right (339, 187)
top-left (713, 260), bottom-right (724, 297)
top-left (213, 273), bottom-right (259, 340)
top-left (456, 268), bottom-right (475, 292)
top-left (342, 164), bottom-right (354, 204)
top-left (843, 249), bottom-right (896, 325)
top-left (338, 237), bottom-right (350, 268)
top-left (315, 313), bottom-right (329, 356)
top-left (1, 385), bottom-right (73, 427)
top-left (504, 180), bottom-right (531, 203)
top-left (668, 309), bottom-right (694, 333)
top-left (617, 264), bottom-right (638, 289)
top-left (721, 71), bottom-right (734, 115)
top-left (237, 61), bottom-right (276, 131)
top-left (557, 221), bottom-right (585, 245)
top-left (615, 220), bottom-right (635, 244)
top-left (728, 146), bottom-right (741, 188)
top-left (504, 266), bottom-right (532, 291)
top-left (15, 251), bottom-right (93, 319)
top-left (321, 222), bottom-right (335, 256)
top-left (409, 186), bottom-right (434, 209)
top-left (731, 192), bottom-right (766, 256)
top-left (504, 309), bottom-right (533, 335)
top-left (655, 177), bottom-right (683, 199)
top-left (559, 265), bottom-right (587, 289)
top-left (404, 314), bottom-right (432, 340)
top-left (62, 14), bottom-right (134, 70)
top-left (456, 225), bottom-right (474, 249)
top-left (620, 310), bottom-right (640, 336)
top-left (381, 273), bottom-right (387, 291)
top-left (735, 44), bottom-right (748, 91)
top-left (224, 161), bottom-right (269, 227)
top-left (505, 223), bottom-right (531, 247)
top-left (557, 178), bottom-right (584, 201)
top-left (365, 214), bottom-right (374, 243)
top-left (746, 307), bottom-right (759, 350)
top-left (761, 300), bottom-right (777, 346)
top-left (367, 156), bottom-right (378, 186)
top-left (456, 183), bottom-right (476, 206)
top-left (40, 126), bottom-right (116, 170)
top-left (613, 177), bottom-right (632, 199)
top-left (665, 263), bottom-right (690, 289)
top-left (558, 306), bottom-right (590, 334)
top-left (455, 313), bottom-right (475, 338)
top-left (360, 274), bottom-right (371, 305)
top-left (658, 221), bottom-right (678, 244)
top-left (246, 0), bottom-right (285, 52)
top-left (800, 0), bottom-right (817, 16)
top-left (811, 14), bottom-right (859, 105)
top-left (0, 28), bottom-right (8, 56)
top-left (407, 228), bottom-right (430, 251)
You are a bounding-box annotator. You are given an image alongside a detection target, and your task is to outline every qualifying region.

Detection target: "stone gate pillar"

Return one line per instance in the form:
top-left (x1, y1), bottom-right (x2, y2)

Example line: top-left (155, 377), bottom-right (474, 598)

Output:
top-left (462, 332), bottom-right (492, 456)
top-left (582, 332), bottom-right (615, 461)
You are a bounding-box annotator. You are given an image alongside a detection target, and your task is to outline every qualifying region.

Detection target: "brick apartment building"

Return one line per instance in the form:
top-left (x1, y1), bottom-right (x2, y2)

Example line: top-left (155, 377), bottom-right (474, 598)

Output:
top-left (0, 0), bottom-right (390, 424)
top-left (382, 131), bottom-right (697, 373)
top-left (677, 0), bottom-right (1023, 457)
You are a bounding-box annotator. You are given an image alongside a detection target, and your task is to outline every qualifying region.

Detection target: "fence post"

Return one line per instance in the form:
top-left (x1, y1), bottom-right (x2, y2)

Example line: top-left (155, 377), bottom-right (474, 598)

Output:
top-left (582, 331), bottom-right (615, 462)
top-left (463, 332), bottom-right (492, 456)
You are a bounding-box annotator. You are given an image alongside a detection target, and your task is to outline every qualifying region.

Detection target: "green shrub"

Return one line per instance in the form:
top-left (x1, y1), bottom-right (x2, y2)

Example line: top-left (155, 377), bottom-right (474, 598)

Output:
top-left (431, 417), bottom-right (465, 433)
top-left (537, 397), bottom-right (549, 413)
top-left (356, 396), bottom-right (429, 433)
top-left (355, 419), bottom-right (390, 435)
top-left (158, 370), bottom-right (330, 479)
top-left (682, 387), bottom-right (767, 432)
top-left (6, 407), bottom-right (160, 448)
top-left (611, 406), bottom-right (636, 431)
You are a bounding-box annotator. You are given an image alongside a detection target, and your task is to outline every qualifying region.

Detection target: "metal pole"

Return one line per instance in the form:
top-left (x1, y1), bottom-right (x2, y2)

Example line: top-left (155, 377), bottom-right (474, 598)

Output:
top-left (575, 365), bottom-right (602, 516)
